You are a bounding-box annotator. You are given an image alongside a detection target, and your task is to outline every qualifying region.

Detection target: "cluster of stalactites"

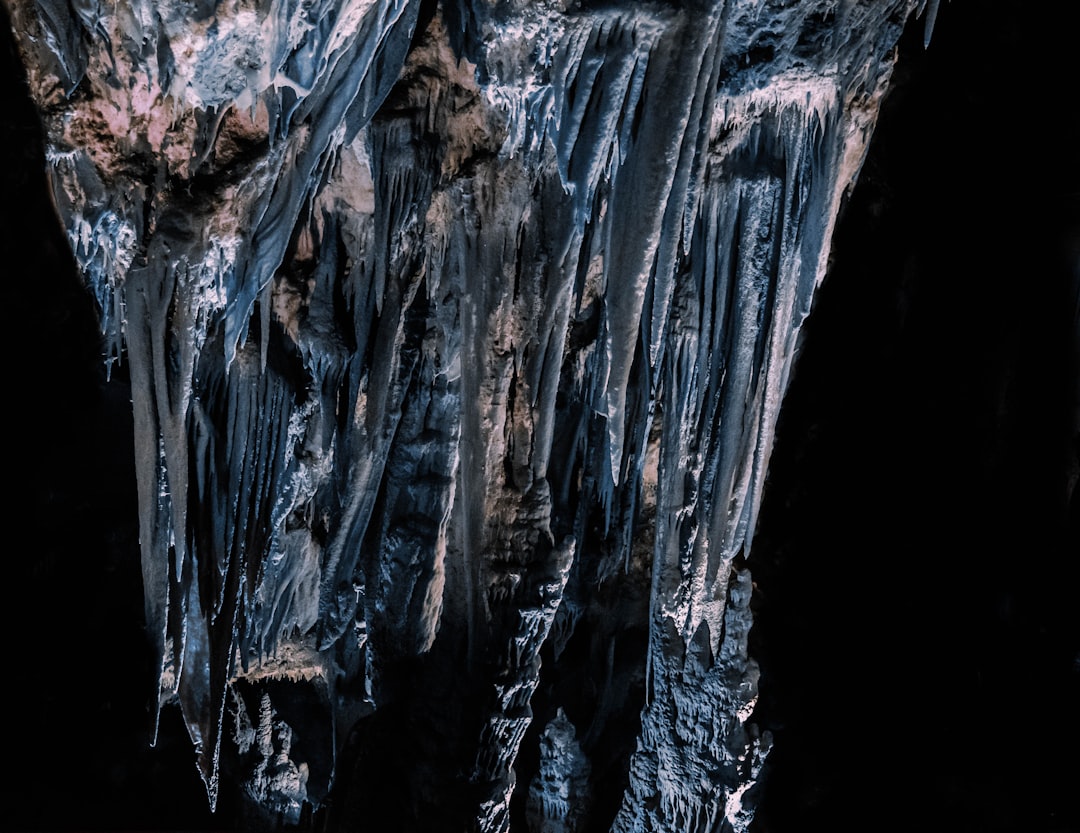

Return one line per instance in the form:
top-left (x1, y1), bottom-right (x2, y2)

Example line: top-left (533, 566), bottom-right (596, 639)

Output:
top-left (12, 0), bottom-right (926, 826)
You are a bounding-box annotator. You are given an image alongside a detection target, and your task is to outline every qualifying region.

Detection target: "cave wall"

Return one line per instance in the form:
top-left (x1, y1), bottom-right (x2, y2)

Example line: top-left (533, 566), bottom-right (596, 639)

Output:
top-left (2, 0), bottom-right (1077, 831)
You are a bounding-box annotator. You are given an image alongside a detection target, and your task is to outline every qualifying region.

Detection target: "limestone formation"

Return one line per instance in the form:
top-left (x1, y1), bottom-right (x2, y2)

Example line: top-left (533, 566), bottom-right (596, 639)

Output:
top-left (6, 1), bottom-right (954, 830)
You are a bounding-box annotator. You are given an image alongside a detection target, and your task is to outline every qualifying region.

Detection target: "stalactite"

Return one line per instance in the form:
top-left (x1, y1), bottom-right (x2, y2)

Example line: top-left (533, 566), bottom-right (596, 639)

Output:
top-left (7, 0), bottom-right (938, 829)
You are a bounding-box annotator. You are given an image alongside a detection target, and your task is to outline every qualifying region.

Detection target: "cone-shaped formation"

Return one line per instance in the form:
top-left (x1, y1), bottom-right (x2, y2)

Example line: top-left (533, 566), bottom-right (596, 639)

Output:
top-left (8, 0), bottom-right (928, 829)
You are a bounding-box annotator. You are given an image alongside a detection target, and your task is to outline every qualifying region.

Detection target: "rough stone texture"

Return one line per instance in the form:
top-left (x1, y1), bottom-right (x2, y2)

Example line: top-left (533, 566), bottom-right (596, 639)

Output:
top-left (6, 0), bottom-right (927, 828)
top-left (526, 707), bottom-right (591, 833)
top-left (4, 0), bottom-right (1077, 832)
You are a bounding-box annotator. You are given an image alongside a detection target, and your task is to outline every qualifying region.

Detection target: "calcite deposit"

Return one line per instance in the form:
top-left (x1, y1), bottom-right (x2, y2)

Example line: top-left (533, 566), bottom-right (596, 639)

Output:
top-left (6, 0), bottom-right (947, 830)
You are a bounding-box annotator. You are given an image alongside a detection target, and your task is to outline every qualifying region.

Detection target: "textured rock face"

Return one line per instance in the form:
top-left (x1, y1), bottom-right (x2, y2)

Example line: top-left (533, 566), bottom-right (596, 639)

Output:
top-left (6, 0), bottom-right (947, 830)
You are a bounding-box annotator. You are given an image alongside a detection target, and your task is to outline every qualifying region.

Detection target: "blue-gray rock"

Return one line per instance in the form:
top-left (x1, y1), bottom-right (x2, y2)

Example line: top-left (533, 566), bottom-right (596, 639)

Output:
top-left (6, 1), bottom-right (944, 830)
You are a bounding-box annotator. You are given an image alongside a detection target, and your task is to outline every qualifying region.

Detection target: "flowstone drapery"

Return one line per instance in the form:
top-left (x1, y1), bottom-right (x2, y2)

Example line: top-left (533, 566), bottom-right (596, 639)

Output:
top-left (8, 1), bottom-right (940, 829)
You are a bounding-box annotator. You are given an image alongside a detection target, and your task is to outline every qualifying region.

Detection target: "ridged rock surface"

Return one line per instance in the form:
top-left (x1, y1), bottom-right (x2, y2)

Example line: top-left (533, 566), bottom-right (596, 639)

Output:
top-left (7, 0), bottom-right (943, 830)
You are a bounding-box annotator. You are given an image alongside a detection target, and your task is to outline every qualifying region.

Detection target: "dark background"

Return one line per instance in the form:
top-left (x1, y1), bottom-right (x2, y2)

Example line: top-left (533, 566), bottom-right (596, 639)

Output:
top-left (2, 0), bottom-right (1076, 831)
top-left (749, 3), bottom-right (1079, 831)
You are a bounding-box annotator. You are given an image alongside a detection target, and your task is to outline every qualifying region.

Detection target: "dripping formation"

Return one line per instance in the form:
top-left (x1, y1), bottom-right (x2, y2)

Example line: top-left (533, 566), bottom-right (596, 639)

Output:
top-left (6, 0), bottom-right (1077, 831)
